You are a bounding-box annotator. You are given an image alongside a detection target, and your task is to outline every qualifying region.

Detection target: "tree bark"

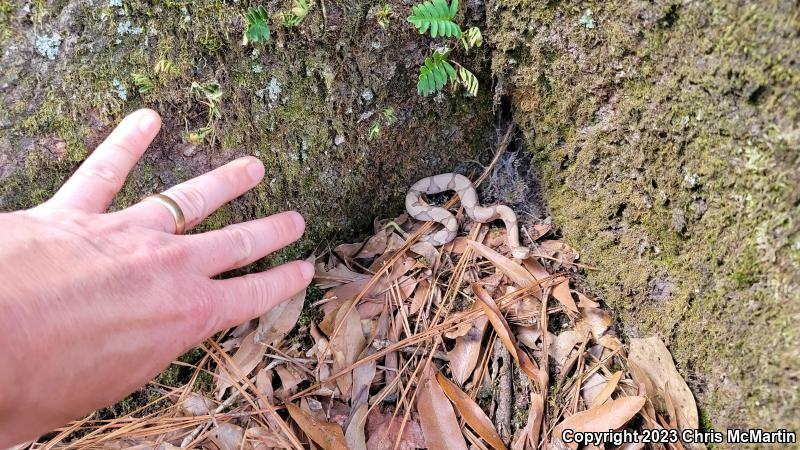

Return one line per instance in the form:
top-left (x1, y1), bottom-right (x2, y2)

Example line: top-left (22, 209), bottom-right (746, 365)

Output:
top-left (489, 0), bottom-right (799, 433)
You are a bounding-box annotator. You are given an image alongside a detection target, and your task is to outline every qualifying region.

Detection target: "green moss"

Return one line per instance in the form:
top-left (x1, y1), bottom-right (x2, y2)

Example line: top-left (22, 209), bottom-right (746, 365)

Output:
top-left (491, 0), bottom-right (800, 434)
top-left (512, 403), bottom-right (529, 429)
top-left (297, 286), bottom-right (324, 328)
top-left (158, 347), bottom-right (208, 388)
top-left (116, 396), bottom-right (137, 416)
top-left (729, 244), bottom-right (764, 288)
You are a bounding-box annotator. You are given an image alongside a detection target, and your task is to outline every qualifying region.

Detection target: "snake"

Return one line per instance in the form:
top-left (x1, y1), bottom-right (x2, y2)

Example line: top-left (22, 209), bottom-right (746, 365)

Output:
top-left (405, 173), bottom-right (530, 259)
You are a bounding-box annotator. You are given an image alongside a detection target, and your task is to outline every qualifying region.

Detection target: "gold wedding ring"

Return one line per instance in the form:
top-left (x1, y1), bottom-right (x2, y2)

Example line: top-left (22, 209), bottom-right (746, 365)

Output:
top-left (145, 193), bottom-right (186, 235)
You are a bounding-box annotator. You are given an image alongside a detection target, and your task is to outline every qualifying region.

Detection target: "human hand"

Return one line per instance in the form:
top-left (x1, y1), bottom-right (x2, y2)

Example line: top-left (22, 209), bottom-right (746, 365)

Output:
top-left (0, 109), bottom-right (313, 447)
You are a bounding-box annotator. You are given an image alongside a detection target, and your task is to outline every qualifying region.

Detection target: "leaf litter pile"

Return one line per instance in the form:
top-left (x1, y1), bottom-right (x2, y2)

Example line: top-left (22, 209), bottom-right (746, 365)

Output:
top-left (38, 143), bottom-right (699, 450)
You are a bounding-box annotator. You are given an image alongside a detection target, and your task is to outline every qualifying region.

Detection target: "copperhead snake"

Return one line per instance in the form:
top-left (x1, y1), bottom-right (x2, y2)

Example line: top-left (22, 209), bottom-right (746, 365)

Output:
top-left (405, 173), bottom-right (530, 259)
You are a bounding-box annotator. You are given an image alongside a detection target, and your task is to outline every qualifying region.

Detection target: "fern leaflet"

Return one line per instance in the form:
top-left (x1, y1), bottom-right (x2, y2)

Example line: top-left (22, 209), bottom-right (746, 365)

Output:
top-left (243, 6), bottom-right (270, 45)
top-left (461, 26), bottom-right (482, 50)
top-left (368, 122), bottom-right (381, 141)
top-left (456, 66), bottom-right (478, 96)
top-left (407, 0), bottom-right (461, 38)
top-left (131, 73), bottom-right (155, 94)
top-left (417, 51), bottom-right (457, 96)
top-left (283, 0), bottom-right (312, 26)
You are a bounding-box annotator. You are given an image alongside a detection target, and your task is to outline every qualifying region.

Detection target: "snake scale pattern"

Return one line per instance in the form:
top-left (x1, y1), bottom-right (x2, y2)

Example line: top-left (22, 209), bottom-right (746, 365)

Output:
top-left (405, 173), bottom-right (530, 258)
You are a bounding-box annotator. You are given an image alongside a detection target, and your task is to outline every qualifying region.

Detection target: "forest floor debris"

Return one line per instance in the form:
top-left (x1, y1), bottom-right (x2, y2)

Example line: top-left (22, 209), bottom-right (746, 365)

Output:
top-left (33, 147), bottom-right (699, 450)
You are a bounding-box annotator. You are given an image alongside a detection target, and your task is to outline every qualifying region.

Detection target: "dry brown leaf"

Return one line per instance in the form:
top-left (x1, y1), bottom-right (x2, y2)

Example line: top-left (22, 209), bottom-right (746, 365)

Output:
top-left (286, 402), bottom-right (348, 450)
top-left (580, 372), bottom-right (607, 407)
top-left (537, 240), bottom-right (579, 265)
top-left (351, 350), bottom-right (377, 408)
top-left (448, 311), bottom-right (488, 385)
top-left (467, 240), bottom-right (536, 286)
top-left (590, 371), bottom-right (623, 407)
top-left (209, 423), bottom-right (244, 450)
top-left (416, 365), bottom-right (468, 450)
top-left (550, 330), bottom-right (584, 367)
top-left (577, 306), bottom-right (612, 339)
top-left (314, 260), bottom-right (369, 288)
top-left (179, 393), bottom-right (214, 417)
top-left (366, 407), bottom-right (426, 450)
top-left (552, 277), bottom-right (578, 313)
top-left (436, 372), bottom-right (507, 450)
top-left (257, 286), bottom-right (306, 344)
top-left (322, 272), bottom-right (413, 317)
top-left (483, 228), bottom-right (508, 248)
top-left (515, 324), bottom-right (541, 350)
top-left (335, 241), bottom-right (366, 259)
top-left (345, 403), bottom-right (369, 450)
top-left (527, 223), bottom-right (552, 240)
top-left (511, 392), bottom-right (543, 450)
top-left (221, 320), bottom-right (257, 352)
top-left (324, 278), bottom-right (372, 310)
top-left (575, 291), bottom-right (600, 308)
top-left (443, 236), bottom-right (470, 254)
top-left (522, 257), bottom-right (549, 279)
top-left (348, 348), bottom-right (377, 449)
top-left (410, 240), bottom-right (439, 265)
top-left (357, 228), bottom-right (390, 259)
top-left (274, 364), bottom-right (305, 399)
top-left (247, 427), bottom-right (293, 449)
top-left (628, 336), bottom-right (698, 430)
top-left (384, 231), bottom-right (407, 253)
top-left (330, 300), bottom-right (367, 399)
top-left (472, 283), bottom-right (540, 381)
top-left (444, 317), bottom-right (475, 339)
top-left (596, 334), bottom-right (623, 351)
top-left (664, 381), bottom-right (679, 429)
top-left (409, 279), bottom-right (431, 315)
top-left (552, 396), bottom-right (646, 449)
top-left (255, 368), bottom-right (276, 413)
top-left (628, 358), bottom-right (657, 399)
top-left (216, 329), bottom-right (267, 399)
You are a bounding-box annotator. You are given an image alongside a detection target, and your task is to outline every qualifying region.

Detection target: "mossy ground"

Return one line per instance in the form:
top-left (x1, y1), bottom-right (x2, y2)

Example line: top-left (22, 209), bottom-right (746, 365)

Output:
top-left (489, 0), bottom-right (799, 435)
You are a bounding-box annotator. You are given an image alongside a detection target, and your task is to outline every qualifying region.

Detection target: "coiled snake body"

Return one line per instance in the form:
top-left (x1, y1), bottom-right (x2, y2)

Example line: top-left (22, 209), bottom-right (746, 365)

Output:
top-left (405, 173), bottom-right (530, 258)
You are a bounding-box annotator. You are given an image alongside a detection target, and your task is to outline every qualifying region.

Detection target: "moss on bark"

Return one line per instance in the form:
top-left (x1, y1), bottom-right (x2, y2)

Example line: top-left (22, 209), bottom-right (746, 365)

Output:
top-left (489, 0), bottom-right (799, 434)
top-left (0, 0), bottom-right (494, 254)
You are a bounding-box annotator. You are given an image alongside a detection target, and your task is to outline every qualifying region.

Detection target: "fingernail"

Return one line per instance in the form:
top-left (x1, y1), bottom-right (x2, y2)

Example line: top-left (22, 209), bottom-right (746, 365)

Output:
top-left (290, 211), bottom-right (305, 233)
top-left (300, 261), bottom-right (314, 281)
top-left (246, 159), bottom-right (265, 181)
top-left (137, 111), bottom-right (159, 134)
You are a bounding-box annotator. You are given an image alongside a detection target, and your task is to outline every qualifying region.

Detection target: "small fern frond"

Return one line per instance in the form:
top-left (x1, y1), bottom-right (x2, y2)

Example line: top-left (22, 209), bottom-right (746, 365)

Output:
top-left (131, 73), bottom-right (155, 94)
top-left (461, 26), bottom-right (482, 50)
top-left (283, 0), bottom-right (312, 27)
top-left (376, 4), bottom-right (392, 29)
top-left (407, 0), bottom-right (461, 38)
top-left (243, 6), bottom-right (270, 45)
top-left (382, 107), bottom-right (397, 125)
top-left (417, 51), bottom-right (457, 96)
top-left (185, 127), bottom-right (214, 145)
top-left (154, 59), bottom-right (179, 76)
top-left (191, 81), bottom-right (223, 121)
top-left (368, 122), bottom-right (381, 141)
top-left (456, 66), bottom-right (478, 96)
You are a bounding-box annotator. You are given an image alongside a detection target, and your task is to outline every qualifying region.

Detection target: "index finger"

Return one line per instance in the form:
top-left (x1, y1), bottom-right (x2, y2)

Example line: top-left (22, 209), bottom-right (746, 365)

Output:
top-left (46, 109), bottom-right (161, 212)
